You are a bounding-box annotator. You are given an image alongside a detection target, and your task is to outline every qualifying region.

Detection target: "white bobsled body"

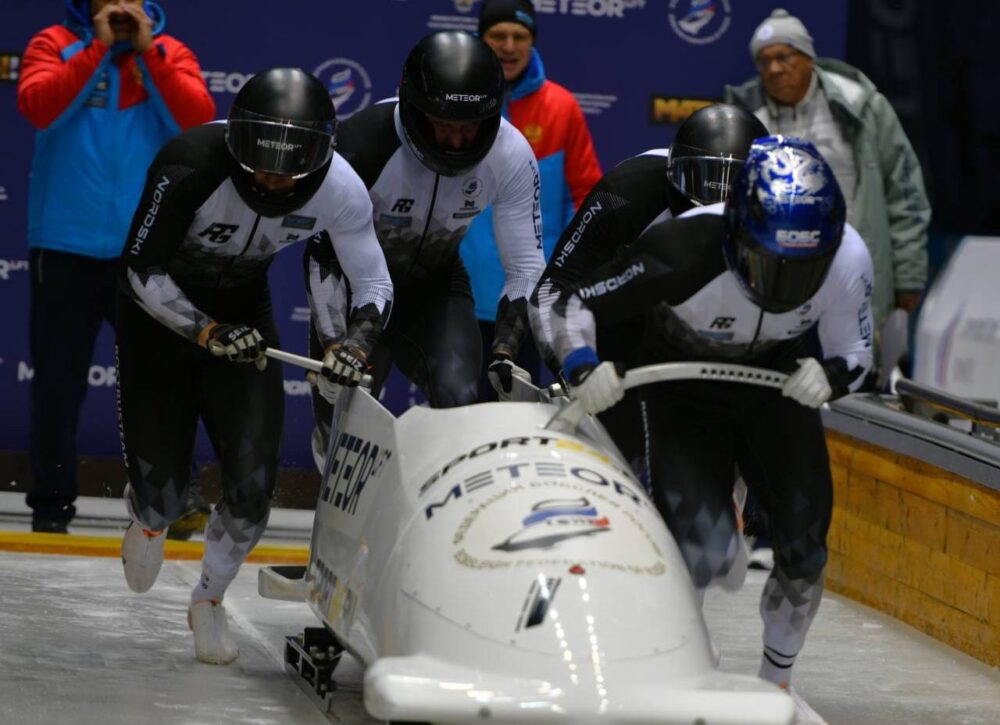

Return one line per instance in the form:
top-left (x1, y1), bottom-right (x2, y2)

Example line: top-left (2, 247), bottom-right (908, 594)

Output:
top-left (302, 388), bottom-right (793, 724)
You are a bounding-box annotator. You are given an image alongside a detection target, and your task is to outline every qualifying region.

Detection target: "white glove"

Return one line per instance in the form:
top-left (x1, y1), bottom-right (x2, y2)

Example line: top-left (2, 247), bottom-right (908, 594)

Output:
top-left (307, 371), bottom-right (343, 405)
top-left (570, 361), bottom-right (625, 415)
top-left (487, 357), bottom-right (532, 401)
top-left (782, 357), bottom-right (832, 408)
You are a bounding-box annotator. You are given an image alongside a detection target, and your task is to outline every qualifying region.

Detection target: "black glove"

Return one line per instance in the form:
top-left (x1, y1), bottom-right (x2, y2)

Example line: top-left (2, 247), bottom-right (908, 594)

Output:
top-left (205, 324), bottom-right (267, 369)
top-left (487, 354), bottom-right (532, 400)
top-left (322, 344), bottom-right (368, 387)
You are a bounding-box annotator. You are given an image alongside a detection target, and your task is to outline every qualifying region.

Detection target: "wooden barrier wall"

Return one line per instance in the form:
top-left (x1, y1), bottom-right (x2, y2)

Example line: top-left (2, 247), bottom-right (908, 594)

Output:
top-left (825, 430), bottom-right (1000, 667)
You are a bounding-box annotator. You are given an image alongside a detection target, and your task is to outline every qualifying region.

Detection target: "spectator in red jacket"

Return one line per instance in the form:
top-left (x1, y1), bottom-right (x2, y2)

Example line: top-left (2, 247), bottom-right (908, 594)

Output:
top-left (17, 0), bottom-right (215, 533)
top-left (461, 0), bottom-right (603, 400)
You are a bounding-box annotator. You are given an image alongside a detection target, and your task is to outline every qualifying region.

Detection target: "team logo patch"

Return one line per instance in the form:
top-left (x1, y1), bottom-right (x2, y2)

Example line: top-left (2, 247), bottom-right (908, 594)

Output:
top-left (462, 177), bottom-right (483, 198)
top-left (282, 214), bottom-right (317, 230)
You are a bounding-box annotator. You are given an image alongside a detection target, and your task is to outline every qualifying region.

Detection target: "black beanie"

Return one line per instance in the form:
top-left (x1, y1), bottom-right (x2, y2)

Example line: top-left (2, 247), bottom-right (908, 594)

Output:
top-left (478, 0), bottom-right (538, 38)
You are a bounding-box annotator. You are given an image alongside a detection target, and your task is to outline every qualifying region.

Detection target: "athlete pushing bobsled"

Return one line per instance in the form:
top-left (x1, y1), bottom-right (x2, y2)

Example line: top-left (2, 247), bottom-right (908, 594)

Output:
top-left (261, 345), bottom-right (797, 724)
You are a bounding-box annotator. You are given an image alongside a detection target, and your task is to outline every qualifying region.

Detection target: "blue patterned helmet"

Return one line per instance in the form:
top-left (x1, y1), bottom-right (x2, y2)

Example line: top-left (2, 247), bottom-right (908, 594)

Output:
top-left (723, 135), bottom-right (846, 313)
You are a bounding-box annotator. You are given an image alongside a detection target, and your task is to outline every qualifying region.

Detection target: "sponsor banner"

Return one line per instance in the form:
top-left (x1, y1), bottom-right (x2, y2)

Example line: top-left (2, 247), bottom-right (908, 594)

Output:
top-left (200, 70), bottom-right (253, 95)
top-left (313, 58), bottom-right (373, 120)
top-left (0, 258), bottom-right (28, 280)
top-left (668, 0), bottom-right (732, 45)
top-left (0, 52), bottom-right (20, 83)
top-left (649, 94), bottom-right (716, 125)
top-left (573, 92), bottom-right (618, 116)
top-left (0, 0), bottom-right (848, 466)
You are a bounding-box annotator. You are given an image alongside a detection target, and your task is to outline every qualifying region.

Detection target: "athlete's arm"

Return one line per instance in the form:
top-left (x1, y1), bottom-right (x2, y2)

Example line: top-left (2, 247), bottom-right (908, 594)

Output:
top-left (816, 226), bottom-right (875, 397)
top-left (489, 130), bottom-right (545, 358)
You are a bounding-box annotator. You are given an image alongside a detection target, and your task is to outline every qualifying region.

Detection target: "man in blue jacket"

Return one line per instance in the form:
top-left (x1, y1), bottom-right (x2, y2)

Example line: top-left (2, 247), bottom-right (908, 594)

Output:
top-left (17, 0), bottom-right (214, 532)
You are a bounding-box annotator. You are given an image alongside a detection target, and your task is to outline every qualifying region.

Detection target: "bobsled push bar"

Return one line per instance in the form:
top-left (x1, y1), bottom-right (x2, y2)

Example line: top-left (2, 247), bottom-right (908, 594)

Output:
top-left (546, 362), bottom-right (789, 431)
top-left (265, 347), bottom-right (324, 373)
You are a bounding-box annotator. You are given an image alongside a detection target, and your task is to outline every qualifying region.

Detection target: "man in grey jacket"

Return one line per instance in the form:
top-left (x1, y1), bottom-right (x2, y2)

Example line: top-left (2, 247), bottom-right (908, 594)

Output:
top-left (725, 8), bottom-right (931, 341)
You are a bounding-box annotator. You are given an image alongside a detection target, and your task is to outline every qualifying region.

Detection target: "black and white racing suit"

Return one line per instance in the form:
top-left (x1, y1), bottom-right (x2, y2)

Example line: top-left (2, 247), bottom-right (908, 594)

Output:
top-left (308, 101), bottom-right (544, 414)
top-left (530, 149), bottom-right (684, 462)
top-left (551, 203), bottom-right (874, 680)
top-left (118, 123), bottom-right (392, 601)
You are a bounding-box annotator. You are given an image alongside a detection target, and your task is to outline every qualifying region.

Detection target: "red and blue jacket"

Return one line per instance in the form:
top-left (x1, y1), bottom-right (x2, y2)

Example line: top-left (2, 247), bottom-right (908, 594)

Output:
top-left (17, 5), bottom-right (215, 259)
top-left (461, 49), bottom-right (602, 321)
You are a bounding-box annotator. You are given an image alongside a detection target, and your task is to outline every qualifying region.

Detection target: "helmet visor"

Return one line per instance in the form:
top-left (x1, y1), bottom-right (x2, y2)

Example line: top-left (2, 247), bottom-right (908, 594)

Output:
top-left (226, 108), bottom-right (335, 178)
top-left (669, 145), bottom-right (744, 205)
top-left (732, 228), bottom-right (837, 313)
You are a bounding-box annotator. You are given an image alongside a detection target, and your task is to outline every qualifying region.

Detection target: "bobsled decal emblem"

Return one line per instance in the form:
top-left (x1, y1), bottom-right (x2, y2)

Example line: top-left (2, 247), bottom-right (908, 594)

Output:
top-left (493, 498), bottom-right (610, 552)
top-left (452, 482), bottom-right (667, 576)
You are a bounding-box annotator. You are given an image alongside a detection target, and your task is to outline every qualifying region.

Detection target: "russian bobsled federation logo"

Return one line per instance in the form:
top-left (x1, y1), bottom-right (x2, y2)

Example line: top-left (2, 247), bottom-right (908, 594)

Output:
top-left (668, 0), bottom-right (731, 45)
top-left (453, 482), bottom-right (666, 575)
top-left (313, 58), bottom-right (372, 119)
top-left (462, 177), bottom-right (483, 198)
top-left (493, 498), bottom-right (611, 552)
top-left (452, 0), bottom-right (480, 12)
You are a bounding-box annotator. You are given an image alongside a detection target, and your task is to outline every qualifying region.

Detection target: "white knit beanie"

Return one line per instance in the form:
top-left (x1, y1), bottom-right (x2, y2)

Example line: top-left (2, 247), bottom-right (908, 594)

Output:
top-left (750, 8), bottom-right (816, 60)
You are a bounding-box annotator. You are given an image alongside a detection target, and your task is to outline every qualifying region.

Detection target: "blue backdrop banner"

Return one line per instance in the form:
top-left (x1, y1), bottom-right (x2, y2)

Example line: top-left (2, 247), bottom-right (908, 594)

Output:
top-left (0, 0), bottom-right (847, 469)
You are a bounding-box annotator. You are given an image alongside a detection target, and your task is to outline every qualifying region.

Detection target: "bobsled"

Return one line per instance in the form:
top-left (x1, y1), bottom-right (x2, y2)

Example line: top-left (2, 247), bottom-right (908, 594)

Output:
top-left (260, 352), bottom-right (795, 724)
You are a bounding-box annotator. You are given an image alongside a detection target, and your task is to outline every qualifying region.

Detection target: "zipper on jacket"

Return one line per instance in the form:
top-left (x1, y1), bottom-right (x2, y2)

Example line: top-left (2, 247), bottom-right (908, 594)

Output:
top-left (404, 173), bottom-right (441, 281)
top-left (747, 308), bottom-right (765, 357)
top-left (223, 214), bottom-right (262, 283)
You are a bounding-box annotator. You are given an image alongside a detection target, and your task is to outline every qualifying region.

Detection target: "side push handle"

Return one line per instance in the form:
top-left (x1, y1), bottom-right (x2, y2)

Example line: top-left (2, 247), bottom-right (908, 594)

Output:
top-left (545, 362), bottom-right (789, 432)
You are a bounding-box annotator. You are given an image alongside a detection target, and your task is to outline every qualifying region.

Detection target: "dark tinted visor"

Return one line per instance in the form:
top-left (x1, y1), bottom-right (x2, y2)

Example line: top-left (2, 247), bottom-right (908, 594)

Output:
top-left (669, 145), bottom-right (744, 205)
top-left (733, 229), bottom-right (837, 313)
top-left (226, 109), bottom-right (334, 178)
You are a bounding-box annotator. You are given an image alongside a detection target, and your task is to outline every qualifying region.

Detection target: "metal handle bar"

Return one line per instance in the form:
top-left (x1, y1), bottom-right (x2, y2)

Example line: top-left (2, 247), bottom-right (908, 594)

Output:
top-left (545, 362), bottom-right (789, 431)
top-left (895, 378), bottom-right (1000, 428)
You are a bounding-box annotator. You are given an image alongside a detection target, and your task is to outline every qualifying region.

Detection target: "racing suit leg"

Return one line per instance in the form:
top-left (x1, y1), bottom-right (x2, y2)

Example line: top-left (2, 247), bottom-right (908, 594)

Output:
top-left (377, 261), bottom-right (481, 408)
top-left (116, 294), bottom-right (202, 532)
top-left (194, 296), bottom-right (283, 602)
top-left (736, 392), bottom-right (832, 686)
top-left (642, 380), bottom-right (742, 589)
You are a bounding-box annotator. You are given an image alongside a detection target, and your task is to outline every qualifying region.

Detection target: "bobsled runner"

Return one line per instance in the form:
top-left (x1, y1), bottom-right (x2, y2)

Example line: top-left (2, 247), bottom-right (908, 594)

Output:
top-left (260, 351), bottom-right (795, 724)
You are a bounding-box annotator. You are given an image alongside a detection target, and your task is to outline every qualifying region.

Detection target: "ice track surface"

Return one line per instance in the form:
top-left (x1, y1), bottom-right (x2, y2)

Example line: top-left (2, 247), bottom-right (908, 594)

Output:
top-left (1, 545), bottom-right (999, 724)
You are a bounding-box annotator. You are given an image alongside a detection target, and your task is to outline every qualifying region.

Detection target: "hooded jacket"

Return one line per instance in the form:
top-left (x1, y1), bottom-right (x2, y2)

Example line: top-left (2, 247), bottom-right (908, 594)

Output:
top-left (17, 1), bottom-right (215, 259)
top-left (725, 58), bottom-right (930, 330)
top-left (461, 48), bottom-right (602, 321)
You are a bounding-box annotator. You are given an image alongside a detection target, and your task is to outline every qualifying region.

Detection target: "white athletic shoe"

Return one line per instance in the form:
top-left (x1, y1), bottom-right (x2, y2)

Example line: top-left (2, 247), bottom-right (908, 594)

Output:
top-left (749, 545), bottom-right (775, 571)
top-left (121, 521), bottom-right (166, 593)
top-left (189, 600), bottom-right (239, 665)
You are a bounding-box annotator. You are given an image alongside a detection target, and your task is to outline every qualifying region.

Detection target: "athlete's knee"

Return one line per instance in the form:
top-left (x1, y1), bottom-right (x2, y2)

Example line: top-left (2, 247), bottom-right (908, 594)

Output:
top-left (220, 467), bottom-right (276, 523)
top-left (775, 541), bottom-right (828, 582)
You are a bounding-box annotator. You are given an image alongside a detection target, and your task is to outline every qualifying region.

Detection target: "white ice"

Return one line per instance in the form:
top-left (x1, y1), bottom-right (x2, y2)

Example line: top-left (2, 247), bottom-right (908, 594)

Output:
top-left (1, 545), bottom-right (998, 724)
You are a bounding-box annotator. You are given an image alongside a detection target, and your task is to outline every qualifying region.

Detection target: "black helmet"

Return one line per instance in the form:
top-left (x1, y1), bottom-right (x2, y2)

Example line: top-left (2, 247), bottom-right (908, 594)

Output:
top-left (226, 67), bottom-right (336, 179)
top-left (668, 104), bottom-right (769, 212)
top-left (398, 31), bottom-right (504, 176)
